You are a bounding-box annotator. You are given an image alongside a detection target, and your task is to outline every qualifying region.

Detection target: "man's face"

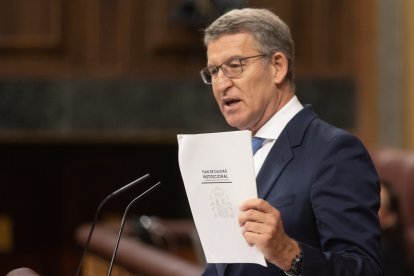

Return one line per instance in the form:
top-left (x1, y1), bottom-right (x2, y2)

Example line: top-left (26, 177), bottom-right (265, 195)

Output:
top-left (206, 33), bottom-right (279, 133)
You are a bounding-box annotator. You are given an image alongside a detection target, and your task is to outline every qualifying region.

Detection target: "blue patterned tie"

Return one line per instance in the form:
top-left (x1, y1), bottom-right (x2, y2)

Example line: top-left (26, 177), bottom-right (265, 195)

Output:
top-left (252, 137), bottom-right (264, 155)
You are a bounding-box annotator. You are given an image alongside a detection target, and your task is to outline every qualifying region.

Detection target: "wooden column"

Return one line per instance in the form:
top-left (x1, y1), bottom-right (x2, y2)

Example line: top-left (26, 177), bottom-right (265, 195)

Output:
top-left (403, 0), bottom-right (414, 149)
top-left (353, 0), bottom-right (379, 146)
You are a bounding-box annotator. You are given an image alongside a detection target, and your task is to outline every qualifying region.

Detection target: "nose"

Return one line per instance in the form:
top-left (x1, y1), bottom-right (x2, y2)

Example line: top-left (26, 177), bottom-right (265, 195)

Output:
top-left (213, 68), bottom-right (233, 87)
top-left (213, 69), bottom-right (233, 91)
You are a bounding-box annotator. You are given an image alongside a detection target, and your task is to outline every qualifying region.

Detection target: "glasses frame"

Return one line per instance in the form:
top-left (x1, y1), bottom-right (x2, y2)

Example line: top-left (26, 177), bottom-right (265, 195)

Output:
top-left (200, 54), bottom-right (267, 85)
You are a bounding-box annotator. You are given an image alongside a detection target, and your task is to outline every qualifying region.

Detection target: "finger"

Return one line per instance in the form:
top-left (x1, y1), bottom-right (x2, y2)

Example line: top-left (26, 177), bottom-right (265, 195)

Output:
top-left (238, 208), bottom-right (267, 226)
top-left (239, 198), bottom-right (273, 213)
top-left (243, 220), bottom-right (268, 234)
top-left (240, 226), bottom-right (257, 247)
top-left (243, 230), bottom-right (264, 247)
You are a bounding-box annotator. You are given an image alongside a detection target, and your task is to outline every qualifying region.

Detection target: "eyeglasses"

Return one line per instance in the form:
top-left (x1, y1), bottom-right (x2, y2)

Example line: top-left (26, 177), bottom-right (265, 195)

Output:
top-left (200, 54), bottom-right (267, 85)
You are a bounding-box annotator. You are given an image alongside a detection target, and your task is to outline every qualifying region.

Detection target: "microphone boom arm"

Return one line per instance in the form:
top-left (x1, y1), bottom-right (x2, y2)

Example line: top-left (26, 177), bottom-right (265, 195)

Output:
top-left (107, 181), bottom-right (162, 276)
top-left (75, 173), bottom-right (151, 276)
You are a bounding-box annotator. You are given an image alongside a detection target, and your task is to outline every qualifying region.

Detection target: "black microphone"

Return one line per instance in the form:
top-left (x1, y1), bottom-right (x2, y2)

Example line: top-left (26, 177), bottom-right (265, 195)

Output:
top-left (107, 181), bottom-right (162, 276)
top-left (75, 174), bottom-right (151, 276)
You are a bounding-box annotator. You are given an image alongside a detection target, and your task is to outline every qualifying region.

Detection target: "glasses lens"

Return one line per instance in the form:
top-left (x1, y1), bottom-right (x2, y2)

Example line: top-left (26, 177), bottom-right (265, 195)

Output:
top-left (222, 60), bottom-right (243, 78)
top-left (200, 68), bottom-right (212, 84)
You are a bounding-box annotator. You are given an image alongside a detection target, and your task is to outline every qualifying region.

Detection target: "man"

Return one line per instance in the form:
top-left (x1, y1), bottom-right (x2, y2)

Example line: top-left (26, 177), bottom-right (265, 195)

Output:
top-left (199, 8), bottom-right (382, 276)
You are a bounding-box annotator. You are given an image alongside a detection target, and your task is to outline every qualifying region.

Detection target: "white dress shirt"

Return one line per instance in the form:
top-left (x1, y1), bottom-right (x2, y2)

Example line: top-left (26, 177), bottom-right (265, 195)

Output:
top-left (253, 96), bottom-right (303, 176)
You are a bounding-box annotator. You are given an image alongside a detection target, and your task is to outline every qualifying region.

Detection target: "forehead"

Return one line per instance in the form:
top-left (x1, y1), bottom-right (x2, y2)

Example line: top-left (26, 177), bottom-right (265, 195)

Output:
top-left (206, 33), bottom-right (258, 64)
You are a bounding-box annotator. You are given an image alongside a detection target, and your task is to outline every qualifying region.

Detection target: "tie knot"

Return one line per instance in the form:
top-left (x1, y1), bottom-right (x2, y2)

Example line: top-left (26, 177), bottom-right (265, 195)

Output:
top-left (252, 137), bottom-right (264, 155)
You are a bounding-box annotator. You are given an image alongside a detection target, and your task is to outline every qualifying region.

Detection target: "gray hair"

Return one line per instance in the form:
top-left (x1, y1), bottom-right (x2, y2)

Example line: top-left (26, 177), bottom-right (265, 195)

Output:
top-left (203, 8), bottom-right (295, 83)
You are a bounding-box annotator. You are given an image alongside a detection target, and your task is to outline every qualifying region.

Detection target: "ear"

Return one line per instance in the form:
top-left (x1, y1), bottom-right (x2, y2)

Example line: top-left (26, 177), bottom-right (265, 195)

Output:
top-left (270, 52), bottom-right (289, 85)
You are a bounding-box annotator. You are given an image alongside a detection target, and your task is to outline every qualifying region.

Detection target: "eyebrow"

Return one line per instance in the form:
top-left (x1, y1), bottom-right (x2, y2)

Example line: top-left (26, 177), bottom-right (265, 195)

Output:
top-left (207, 55), bottom-right (244, 67)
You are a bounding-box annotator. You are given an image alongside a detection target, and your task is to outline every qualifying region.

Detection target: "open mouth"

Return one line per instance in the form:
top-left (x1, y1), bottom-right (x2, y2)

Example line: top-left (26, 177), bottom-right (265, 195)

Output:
top-left (223, 98), bottom-right (241, 107)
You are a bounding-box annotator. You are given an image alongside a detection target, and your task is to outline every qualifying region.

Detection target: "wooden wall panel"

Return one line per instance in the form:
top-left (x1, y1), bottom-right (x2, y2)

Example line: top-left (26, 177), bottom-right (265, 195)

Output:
top-left (0, 0), bottom-right (61, 48)
top-left (143, 0), bottom-right (203, 54)
top-left (280, 0), bottom-right (354, 78)
top-left (250, 0), bottom-right (355, 78)
top-left (128, 0), bottom-right (205, 78)
top-left (0, 0), bottom-right (86, 77)
top-left (0, 0), bottom-right (365, 80)
top-left (85, 0), bottom-right (132, 75)
top-left (352, 0), bottom-right (378, 145)
top-left (0, 0), bottom-right (377, 142)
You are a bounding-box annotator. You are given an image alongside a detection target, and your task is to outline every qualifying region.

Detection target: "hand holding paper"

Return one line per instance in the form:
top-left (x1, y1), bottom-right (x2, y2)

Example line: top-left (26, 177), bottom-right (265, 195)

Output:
top-left (177, 130), bottom-right (266, 266)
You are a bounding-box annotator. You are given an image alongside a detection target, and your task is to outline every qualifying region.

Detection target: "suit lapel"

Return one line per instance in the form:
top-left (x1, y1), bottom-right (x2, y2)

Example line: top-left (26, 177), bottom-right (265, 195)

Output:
top-left (256, 133), bottom-right (293, 199)
top-left (216, 263), bottom-right (227, 276)
top-left (256, 105), bottom-right (317, 199)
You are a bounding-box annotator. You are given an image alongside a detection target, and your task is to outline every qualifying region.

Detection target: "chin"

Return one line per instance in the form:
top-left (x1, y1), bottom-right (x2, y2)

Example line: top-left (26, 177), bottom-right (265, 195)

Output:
top-left (223, 112), bottom-right (250, 130)
top-left (225, 119), bottom-right (248, 130)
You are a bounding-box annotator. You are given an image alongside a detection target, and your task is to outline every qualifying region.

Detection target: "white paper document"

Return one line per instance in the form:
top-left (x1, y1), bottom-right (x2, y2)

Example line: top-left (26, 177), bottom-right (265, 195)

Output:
top-left (177, 130), bottom-right (266, 266)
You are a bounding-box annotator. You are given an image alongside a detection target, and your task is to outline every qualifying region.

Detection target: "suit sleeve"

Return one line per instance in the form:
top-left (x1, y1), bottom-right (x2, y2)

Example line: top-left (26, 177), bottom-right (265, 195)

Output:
top-left (302, 133), bottom-right (383, 275)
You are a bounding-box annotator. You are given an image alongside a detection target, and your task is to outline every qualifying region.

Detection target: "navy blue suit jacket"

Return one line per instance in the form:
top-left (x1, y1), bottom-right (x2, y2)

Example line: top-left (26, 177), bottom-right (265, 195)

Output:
top-left (202, 105), bottom-right (382, 276)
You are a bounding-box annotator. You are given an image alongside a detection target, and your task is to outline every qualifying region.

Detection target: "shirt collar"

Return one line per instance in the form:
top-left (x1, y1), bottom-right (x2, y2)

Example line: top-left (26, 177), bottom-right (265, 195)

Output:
top-left (255, 95), bottom-right (303, 140)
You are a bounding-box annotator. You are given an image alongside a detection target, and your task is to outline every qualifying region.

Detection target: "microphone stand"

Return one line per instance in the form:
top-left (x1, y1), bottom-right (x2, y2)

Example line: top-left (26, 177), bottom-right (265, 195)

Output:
top-left (75, 174), bottom-right (151, 276)
top-left (107, 181), bottom-right (162, 276)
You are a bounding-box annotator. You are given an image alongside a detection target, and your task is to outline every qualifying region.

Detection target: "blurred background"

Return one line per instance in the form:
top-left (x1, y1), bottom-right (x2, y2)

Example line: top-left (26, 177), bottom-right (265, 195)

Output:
top-left (0, 0), bottom-right (413, 275)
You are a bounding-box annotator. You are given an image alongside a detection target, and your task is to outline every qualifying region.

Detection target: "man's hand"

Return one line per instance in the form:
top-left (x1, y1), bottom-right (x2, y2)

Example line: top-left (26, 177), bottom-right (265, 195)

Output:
top-left (238, 198), bottom-right (300, 270)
